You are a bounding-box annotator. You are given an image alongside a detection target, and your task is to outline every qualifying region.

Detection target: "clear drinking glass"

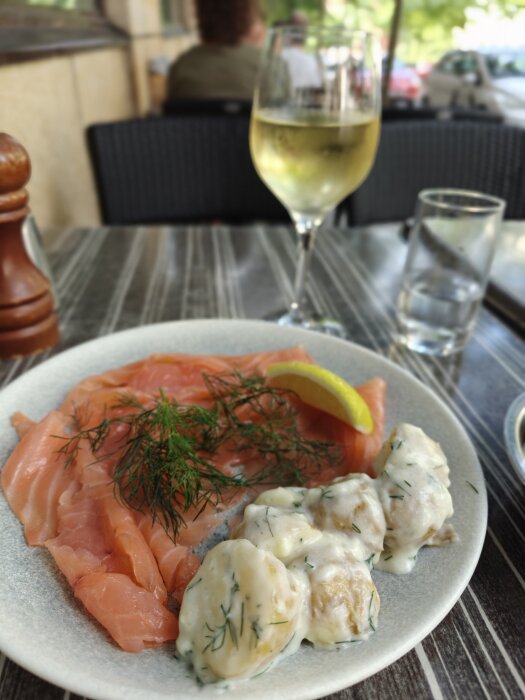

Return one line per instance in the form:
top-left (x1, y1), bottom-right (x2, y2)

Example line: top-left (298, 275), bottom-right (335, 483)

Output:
top-left (250, 26), bottom-right (381, 336)
top-left (396, 189), bottom-right (505, 356)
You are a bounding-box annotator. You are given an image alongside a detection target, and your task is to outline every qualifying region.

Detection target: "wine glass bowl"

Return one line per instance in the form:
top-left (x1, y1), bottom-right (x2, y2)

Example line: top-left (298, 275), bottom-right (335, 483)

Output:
top-left (250, 26), bottom-right (381, 336)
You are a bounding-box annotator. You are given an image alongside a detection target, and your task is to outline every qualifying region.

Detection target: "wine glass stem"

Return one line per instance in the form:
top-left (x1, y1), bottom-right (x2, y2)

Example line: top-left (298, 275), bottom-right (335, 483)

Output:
top-left (290, 217), bottom-right (319, 323)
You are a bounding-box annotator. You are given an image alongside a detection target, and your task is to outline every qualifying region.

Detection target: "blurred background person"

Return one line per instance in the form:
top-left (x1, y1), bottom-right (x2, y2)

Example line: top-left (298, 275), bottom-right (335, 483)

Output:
top-left (167, 0), bottom-right (266, 101)
top-left (281, 10), bottom-right (323, 90)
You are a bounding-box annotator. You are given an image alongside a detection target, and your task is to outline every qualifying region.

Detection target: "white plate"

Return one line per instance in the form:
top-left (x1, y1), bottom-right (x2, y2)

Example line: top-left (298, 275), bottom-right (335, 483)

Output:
top-left (0, 320), bottom-right (487, 700)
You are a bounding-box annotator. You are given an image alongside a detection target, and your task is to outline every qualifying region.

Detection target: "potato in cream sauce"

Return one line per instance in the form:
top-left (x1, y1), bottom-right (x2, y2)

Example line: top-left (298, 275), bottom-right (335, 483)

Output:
top-left (288, 536), bottom-right (380, 647)
top-left (176, 539), bottom-right (309, 683)
top-left (306, 474), bottom-right (387, 564)
top-left (372, 424), bottom-right (456, 574)
top-left (233, 504), bottom-right (323, 564)
top-left (177, 423), bottom-right (456, 684)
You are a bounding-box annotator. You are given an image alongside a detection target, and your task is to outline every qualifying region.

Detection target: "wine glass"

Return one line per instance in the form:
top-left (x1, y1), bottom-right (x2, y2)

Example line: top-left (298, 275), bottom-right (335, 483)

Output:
top-left (250, 26), bottom-right (381, 336)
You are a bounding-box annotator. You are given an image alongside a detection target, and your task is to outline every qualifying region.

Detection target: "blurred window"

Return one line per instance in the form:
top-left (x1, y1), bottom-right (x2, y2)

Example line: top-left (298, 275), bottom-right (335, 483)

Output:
top-left (0, 0), bottom-right (124, 58)
top-left (161, 0), bottom-right (182, 30)
top-left (438, 54), bottom-right (457, 75)
top-left (454, 53), bottom-right (477, 76)
top-left (485, 52), bottom-right (525, 79)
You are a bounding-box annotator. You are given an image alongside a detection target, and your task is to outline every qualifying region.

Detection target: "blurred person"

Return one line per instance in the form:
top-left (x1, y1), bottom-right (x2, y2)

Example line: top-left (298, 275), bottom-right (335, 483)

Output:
top-left (167, 0), bottom-right (266, 100)
top-left (281, 10), bottom-right (323, 90)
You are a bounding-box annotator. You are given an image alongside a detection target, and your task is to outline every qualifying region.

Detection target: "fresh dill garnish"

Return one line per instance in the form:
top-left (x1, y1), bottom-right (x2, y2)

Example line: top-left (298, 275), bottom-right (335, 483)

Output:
top-left (186, 577), bottom-right (202, 592)
top-left (280, 632), bottom-right (296, 654)
top-left (390, 439), bottom-right (403, 450)
top-left (263, 506), bottom-right (274, 537)
top-left (58, 372), bottom-right (341, 540)
top-left (231, 570), bottom-right (240, 593)
top-left (250, 617), bottom-right (263, 649)
top-left (240, 602), bottom-right (245, 637)
top-left (365, 553), bottom-right (375, 568)
top-left (382, 469), bottom-right (411, 496)
top-left (368, 590), bottom-right (376, 631)
top-left (351, 522), bottom-right (361, 533)
top-left (304, 555), bottom-right (314, 569)
top-left (202, 575), bottom-right (240, 653)
top-left (251, 667), bottom-right (270, 679)
top-left (319, 486), bottom-right (334, 500)
top-left (466, 480), bottom-right (479, 493)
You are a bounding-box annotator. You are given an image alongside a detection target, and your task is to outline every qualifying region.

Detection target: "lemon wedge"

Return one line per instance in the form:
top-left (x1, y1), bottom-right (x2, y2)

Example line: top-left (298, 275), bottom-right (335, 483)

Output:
top-left (266, 361), bottom-right (374, 434)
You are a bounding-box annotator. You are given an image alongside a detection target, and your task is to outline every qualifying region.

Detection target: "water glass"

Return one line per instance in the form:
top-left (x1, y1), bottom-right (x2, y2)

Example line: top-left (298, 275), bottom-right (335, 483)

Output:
top-left (396, 189), bottom-right (505, 356)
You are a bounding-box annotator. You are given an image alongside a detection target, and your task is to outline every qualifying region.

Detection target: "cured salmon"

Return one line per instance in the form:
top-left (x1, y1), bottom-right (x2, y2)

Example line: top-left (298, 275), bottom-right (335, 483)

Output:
top-left (306, 377), bottom-right (387, 483)
top-left (1, 411), bottom-right (79, 545)
top-left (0, 347), bottom-right (386, 652)
top-left (74, 572), bottom-right (178, 653)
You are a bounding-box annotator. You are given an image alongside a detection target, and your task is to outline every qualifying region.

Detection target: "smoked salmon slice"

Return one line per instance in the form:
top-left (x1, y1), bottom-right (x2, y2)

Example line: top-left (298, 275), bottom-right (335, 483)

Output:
top-left (135, 513), bottom-right (200, 598)
top-left (99, 487), bottom-right (167, 603)
top-left (304, 377), bottom-right (386, 482)
top-left (0, 346), bottom-right (386, 653)
top-left (1, 411), bottom-right (79, 545)
top-left (329, 378), bottom-right (387, 479)
top-left (46, 483), bottom-right (167, 603)
top-left (10, 412), bottom-right (36, 439)
top-left (74, 572), bottom-right (178, 652)
top-left (46, 488), bottom-right (109, 586)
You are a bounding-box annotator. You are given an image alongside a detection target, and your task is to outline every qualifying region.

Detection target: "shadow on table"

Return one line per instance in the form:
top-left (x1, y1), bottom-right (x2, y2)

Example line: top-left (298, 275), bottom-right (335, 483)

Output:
top-left (387, 340), bottom-right (465, 399)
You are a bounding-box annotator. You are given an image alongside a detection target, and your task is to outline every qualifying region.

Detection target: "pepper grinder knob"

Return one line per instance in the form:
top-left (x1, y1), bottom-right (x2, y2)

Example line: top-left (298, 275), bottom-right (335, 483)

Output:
top-left (0, 133), bottom-right (60, 358)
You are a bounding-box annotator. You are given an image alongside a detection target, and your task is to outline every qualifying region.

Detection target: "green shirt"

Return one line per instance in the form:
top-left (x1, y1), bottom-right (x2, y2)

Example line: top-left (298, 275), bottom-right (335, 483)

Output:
top-left (167, 44), bottom-right (262, 101)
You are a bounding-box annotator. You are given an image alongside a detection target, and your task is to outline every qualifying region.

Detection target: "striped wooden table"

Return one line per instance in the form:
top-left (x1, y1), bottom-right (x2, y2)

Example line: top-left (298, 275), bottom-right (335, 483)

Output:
top-left (1, 224), bottom-right (523, 700)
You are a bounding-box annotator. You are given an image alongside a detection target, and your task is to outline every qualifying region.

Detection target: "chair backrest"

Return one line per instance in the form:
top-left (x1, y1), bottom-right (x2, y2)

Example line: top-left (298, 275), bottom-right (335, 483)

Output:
top-left (86, 115), bottom-right (288, 225)
top-left (342, 120), bottom-right (525, 225)
top-left (163, 98), bottom-right (252, 117)
top-left (381, 106), bottom-right (503, 124)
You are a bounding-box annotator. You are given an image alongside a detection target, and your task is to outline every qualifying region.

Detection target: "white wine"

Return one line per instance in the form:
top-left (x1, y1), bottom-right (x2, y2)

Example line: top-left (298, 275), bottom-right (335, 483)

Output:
top-left (250, 109), bottom-right (380, 217)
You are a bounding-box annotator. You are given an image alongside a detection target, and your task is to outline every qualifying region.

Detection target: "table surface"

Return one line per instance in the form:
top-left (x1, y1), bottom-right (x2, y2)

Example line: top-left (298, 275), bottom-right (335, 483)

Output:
top-left (486, 220), bottom-right (525, 332)
top-left (0, 224), bottom-right (524, 700)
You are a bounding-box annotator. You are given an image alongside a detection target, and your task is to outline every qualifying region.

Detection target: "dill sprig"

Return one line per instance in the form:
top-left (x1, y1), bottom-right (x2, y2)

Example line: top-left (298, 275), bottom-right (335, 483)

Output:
top-left (203, 572), bottom-right (241, 653)
top-left (58, 372), bottom-right (341, 540)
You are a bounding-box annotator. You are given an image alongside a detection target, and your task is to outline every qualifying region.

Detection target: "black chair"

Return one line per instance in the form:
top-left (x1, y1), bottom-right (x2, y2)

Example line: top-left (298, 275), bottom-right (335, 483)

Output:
top-left (382, 106), bottom-right (503, 124)
top-left (339, 120), bottom-right (525, 225)
top-left (163, 98), bottom-right (252, 117)
top-left (86, 115), bottom-right (288, 225)
top-left (382, 106), bottom-right (440, 121)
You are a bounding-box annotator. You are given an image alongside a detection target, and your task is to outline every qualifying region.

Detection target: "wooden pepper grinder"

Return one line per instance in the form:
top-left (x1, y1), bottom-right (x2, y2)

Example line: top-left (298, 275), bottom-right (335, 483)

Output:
top-left (0, 133), bottom-right (60, 358)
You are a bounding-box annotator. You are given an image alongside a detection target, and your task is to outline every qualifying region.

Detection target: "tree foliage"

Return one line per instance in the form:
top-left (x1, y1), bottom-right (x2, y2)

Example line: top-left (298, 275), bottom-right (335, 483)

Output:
top-left (261, 0), bottom-right (524, 61)
top-left (400, 0), bottom-right (521, 59)
top-left (261, 0), bottom-right (326, 26)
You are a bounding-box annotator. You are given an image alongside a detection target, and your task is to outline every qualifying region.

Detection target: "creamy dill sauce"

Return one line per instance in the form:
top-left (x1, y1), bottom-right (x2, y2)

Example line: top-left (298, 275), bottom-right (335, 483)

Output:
top-left (176, 423), bottom-right (456, 684)
top-left (305, 474), bottom-right (387, 564)
top-left (288, 537), bottom-right (380, 647)
top-left (176, 539), bottom-right (309, 684)
top-left (373, 423), bottom-right (455, 575)
top-left (233, 504), bottom-right (322, 564)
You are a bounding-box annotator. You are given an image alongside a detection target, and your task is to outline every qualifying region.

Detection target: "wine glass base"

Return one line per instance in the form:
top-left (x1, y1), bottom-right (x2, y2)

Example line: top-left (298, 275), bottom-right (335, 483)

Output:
top-left (270, 311), bottom-right (347, 338)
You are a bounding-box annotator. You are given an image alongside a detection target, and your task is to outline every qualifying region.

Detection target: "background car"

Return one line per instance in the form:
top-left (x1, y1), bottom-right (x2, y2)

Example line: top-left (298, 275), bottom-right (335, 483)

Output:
top-left (415, 61), bottom-right (433, 82)
top-left (383, 58), bottom-right (423, 107)
top-left (423, 48), bottom-right (525, 128)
